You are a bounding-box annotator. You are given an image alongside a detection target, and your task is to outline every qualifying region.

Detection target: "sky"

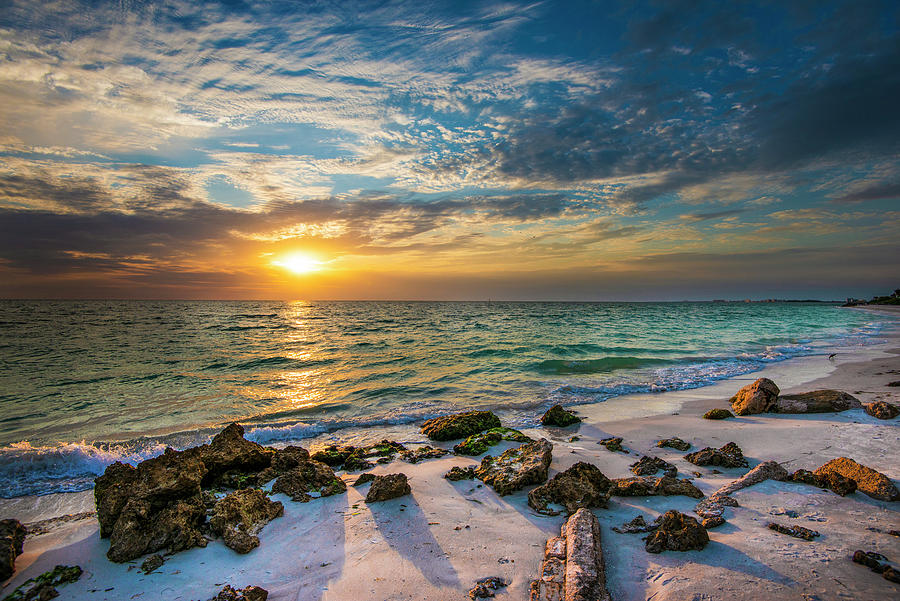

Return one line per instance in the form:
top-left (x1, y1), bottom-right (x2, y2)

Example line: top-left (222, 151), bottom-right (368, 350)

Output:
top-left (0, 0), bottom-right (898, 301)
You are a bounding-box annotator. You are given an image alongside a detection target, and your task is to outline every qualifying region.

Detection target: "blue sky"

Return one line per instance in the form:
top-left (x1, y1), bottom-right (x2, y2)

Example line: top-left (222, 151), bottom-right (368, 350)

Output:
top-left (0, 0), bottom-right (897, 299)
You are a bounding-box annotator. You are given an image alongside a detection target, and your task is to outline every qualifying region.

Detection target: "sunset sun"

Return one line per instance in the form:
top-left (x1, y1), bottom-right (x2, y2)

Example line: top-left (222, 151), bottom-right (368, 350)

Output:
top-left (272, 253), bottom-right (323, 274)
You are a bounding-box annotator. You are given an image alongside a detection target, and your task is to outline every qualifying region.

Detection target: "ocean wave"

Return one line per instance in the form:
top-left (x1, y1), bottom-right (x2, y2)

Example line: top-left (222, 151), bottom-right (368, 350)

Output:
top-left (0, 440), bottom-right (167, 498)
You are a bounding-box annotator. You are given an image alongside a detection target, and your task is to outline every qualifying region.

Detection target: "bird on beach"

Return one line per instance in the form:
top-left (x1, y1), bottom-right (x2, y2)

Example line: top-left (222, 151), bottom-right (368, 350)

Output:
top-left (828, 353), bottom-right (837, 360)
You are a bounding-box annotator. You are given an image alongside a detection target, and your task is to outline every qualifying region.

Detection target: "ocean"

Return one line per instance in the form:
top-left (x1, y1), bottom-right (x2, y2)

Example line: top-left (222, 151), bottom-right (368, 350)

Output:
top-left (0, 300), bottom-right (890, 498)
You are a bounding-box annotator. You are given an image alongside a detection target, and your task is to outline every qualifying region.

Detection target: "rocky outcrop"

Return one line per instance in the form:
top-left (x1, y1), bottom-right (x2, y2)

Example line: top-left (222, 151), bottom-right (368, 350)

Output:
top-left (271, 460), bottom-right (346, 502)
top-left (685, 442), bottom-right (748, 468)
top-left (0, 518), bottom-right (26, 581)
top-left (199, 423), bottom-right (274, 487)
top-left (209, 584), bottom-right (269, 601)
top-left (399, 445), bottom-right (450, 463)
top-left (597, 437), bottom-right (626, 453)
top-left (476, 438), bottom-right (552, 496)
top-left (644, 510), bottom-right (709, 553)
top-left (865, 401), bottom-right (899, 419)
top-left (311, 440), bottom-right (408, 471)
top-left (702, 516), bottom-right (725, 529)
top-left (729, 378), bottom-right (779, 415)
top-left (365, 473), bottom-right (411, 502)
top-left (255, 446), bottom-right (310, 485)
top-left (540, 405), bottom-right (581, 427)
top-left (1, 565), bottom-right (82, 600)
top-left (210, 489), bottom-right (283, 554)
top-left (702, 408), bottom-right (734, 420)
top-left (610, 476), bottom-right (704, 499)
top-left (421, 411), bottom-right (501, 441)
top-left (657, 437), bottom-right (691, 451)
top-left (468, 576), bottom-right (508, 599)
top-left (96, 448), bottom-right (209, 562)
top-left (444, 466), bottom-right (476, 481)
top-left (630, 455), bottom-right (677, 477)
top-left (790, 468), bottom-right (857, 496)
top-left (453, 427), bottom-right (531, 455)
top-left (814, 457), bottom-right (900, 501)
top-left (776, 390), bottom-right (861, 413)
top-left (527, 462), bottom-right (613, 516)
top-left (710, 461), bottom-right (789, 497)
top-left (530, 508), bottom-right (610, 601)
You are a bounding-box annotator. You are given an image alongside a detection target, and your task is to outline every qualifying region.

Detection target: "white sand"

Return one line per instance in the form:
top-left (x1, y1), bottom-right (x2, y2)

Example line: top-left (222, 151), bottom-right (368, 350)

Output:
top-left (2, 309), bottom-right (899, 600)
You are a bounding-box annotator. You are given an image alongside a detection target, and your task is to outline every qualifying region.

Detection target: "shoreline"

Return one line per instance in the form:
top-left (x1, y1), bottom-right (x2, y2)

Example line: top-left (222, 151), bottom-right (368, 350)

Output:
top-left (1, 310), bottom-right (898, 600)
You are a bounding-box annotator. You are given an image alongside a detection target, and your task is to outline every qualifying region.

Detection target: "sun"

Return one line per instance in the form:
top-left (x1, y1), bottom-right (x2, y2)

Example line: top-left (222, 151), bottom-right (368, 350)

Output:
top-left (272, 253), bottom-right (324, 274)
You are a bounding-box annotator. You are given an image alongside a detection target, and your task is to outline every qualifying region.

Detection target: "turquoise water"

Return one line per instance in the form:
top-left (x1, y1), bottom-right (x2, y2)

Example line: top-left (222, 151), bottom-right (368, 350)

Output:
top-left (0, 300), bottom-right (889, 497)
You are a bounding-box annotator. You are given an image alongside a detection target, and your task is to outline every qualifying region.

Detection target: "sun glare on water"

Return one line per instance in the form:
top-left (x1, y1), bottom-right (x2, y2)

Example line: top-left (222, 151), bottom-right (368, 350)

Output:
top-left (273, 253), bottom-right (324, 274)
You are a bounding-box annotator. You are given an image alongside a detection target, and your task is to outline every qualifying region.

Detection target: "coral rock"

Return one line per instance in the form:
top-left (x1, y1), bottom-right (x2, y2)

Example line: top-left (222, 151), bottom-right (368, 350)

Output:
top-left (365, 473), bottom-right (411, 502)
top-left (597, 437), bottom-right (626, 453)
top-left (476, 439), bottom-right (552, 496)
top-left (656, 437), bottom-right (691, 451)
top-left (702, 408), bottom-right (734, 420)
top-left (527, 462), bottom-right (612, 515)
top-left (271, 460), bottom-right (346, 502)
top-left (767, 522), bottom-right (819, 540)
top-left (444, 466), bottom-right (476, 481)
top-left (776, 390), bottom-right (861, 413)
top-left (729, 378), bottom-right (779, 415)
top-left (630, 455), bottom-right (677, 477)
top-left (540, 404), bottom-right (581, 427)
top-left (209, 584), bottom-right (269, 601)
top-left (814, 457), bottom-right (899, 501)
top-left (210, 489), bottom-right (283, 554)
top-left (644, 510), bottom-right (709, 553)
top-left (454, 428), bottom-right (531, 455)
top-left (711, 461), bottom-right (789, 497)
top-left (865, 401), bottom-right (899, 420)
top-left (421, 411), bottom-right (501, 441)
top-left (685, 442), bottom-right (748, 468)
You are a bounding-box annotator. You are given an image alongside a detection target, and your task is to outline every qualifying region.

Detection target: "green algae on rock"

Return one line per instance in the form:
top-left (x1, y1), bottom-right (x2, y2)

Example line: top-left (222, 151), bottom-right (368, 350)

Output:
top-left (452, 427), bottom-right (531, 455)
top-left (475, 438), bottom-right (552, 496)
top-left (540, 404), bottom-right (581, 427)
top-left (2, 564), bottom-right (82, 601)
top-left (421, 410), bottom-right (501, 441)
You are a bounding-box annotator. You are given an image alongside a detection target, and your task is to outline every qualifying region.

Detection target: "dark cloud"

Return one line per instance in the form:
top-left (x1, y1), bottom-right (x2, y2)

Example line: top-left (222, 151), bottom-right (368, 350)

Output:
top-left (833, 181), bottom-right (900, 203)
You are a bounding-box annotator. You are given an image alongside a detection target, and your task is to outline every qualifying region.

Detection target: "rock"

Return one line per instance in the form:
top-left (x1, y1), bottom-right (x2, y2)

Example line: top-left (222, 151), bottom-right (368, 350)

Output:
top-left (776, 390), bottom-right (861, 413)
top-left (540, 405), bottom-right (581, 427)
top-left (199, 423), bottom-right (274, 486)
top-left (310, 445), bottom-right (355, 467)
top-left (444, 466), bottom-right (476, 481)
top-left (610, 476), bottom-right (704, 499)
top-left (468, 576), bottom-right (508, 599)
top-left (255, 446), bottom-right (312, 485)
top-left (814, 457), bottom-right (900, 501)
top-left (729, 378), bottom-right (779, 415)
top-left (529, 508), bottom-right (610, 601)
top-left (702, 408), bottom-right (734, 420)
top-left (702, 516), bottom-right (725, 529)
top-left (644, 510), bottom-right (709, 553)
top-left (790, 468), bottom-right (857, 496)
top-left (0, 518), bottom-right (26, 581)
top-left (210, 489), bottom-right (283, 554)
top-left (475, 438), bottom-right (552, 496)
top-left (271, 460), bottom-right (346, 502)
top-left (140, 553), bottom-right (164, 574)
top-left (400, 445), bottom-right (450, 463)
top-left (365, 473), bottom-right (411, 502)
top-left (98, 448), bottom-right (209, 562)
top-left (865, 401), bottom-right (899, 419)
top-left (657, 437), bottom-right (691, 451)
top-left (612, 515), bottom-right (657, 534)
top-left (767, 522), bottom-right (819, 540)
top-left (421, 411), bottom-right (501, 441)
top-left (888, 381), bottom-right (900, 387)
top-left (453, 428), bottom-right (531, 455)
top-left (630, 455), bottom-right (677, 477)
top-left (353, 473), bottom-right (376, 486)
top-left (852, 550), bottom-right (886, 572)
top-left (0, 564), bottom-right (82, 600)
top-left (209, 584), bottom-right (269, 601)
top-left (685, 442), bottom-right (748, 468)
top-left (882, 566), bottom-right (900, 583)
top-left (711, 461), bottom-right (789, 497)
top-left (527, 462), bottom-right (613, 516)
top-left (597, 437), bottom-right (626, 453)
top-left (694, 495), bottom-right (739, 519)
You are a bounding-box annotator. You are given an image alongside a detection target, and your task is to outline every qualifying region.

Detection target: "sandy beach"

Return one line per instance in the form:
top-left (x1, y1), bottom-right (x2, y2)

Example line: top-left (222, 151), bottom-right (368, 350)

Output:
top-left (2, 308), bottom-right (898, 601)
